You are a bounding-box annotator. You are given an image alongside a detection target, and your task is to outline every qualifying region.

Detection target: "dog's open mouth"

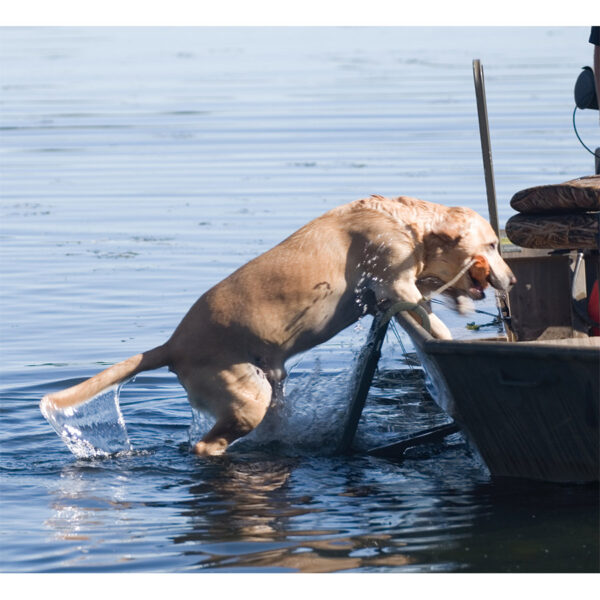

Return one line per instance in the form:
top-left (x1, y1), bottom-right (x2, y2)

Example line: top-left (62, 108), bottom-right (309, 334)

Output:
top-left (416, 254), bottom-right (492, 312)
top-left (467, 273), bottom-right (486, 300)
top-left (467, 255), bottom-right (490, 300)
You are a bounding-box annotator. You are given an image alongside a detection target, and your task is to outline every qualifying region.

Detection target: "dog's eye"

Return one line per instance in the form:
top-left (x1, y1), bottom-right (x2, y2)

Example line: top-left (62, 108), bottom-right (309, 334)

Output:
top-left (489, 242), bottom-right (497, 251)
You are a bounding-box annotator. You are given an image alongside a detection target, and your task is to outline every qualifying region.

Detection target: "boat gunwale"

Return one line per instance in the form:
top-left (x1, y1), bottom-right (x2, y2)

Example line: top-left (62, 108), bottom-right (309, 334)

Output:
top-left (395, 312), bottom-right (600, 358)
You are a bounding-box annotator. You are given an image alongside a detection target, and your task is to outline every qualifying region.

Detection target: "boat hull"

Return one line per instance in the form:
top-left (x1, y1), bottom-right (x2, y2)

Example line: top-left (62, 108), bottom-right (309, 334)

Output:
top-left (397, 313), bottom-right (600, 483)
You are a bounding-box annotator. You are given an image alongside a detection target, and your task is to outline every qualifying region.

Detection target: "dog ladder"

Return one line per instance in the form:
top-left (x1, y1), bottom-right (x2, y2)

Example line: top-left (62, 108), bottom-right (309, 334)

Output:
top-left (335, 303), bottom-right (459, 457)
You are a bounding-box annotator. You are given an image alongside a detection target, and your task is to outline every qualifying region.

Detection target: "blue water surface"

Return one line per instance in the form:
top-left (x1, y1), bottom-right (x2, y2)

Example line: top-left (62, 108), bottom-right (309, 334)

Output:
top-left (1, 26), bottom-right (598, 573)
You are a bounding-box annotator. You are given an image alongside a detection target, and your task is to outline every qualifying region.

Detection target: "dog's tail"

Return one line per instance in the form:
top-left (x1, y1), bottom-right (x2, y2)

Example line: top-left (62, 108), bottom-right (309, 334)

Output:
top-left (41, 344), bottom-right (171, 413)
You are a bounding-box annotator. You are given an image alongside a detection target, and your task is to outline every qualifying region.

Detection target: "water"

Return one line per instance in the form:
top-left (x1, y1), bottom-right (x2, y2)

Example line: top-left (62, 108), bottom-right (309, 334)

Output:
top-left (1, 27), bottom-right (598, 573)
top-left (40, 382), bottom-right (132, 457)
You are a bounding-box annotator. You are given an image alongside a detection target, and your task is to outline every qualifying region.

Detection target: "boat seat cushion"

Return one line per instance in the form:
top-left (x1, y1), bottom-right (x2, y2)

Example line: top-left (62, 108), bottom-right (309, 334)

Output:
top-left (510, 175), bottom-right (600, 214)
top-left (505, 212), bottom-right (599, 250)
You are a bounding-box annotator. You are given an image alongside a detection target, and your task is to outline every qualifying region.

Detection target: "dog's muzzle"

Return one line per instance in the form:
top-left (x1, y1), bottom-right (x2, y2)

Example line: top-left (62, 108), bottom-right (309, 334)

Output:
top-left (476, 254), bottom-right (517, 293)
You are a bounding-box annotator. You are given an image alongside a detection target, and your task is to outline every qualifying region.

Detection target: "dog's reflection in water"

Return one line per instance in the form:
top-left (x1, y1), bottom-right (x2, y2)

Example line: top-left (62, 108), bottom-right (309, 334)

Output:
top-left (176, 458), bottom-right (413, 572)
top-left (44, 457), bottom-right (413, 571)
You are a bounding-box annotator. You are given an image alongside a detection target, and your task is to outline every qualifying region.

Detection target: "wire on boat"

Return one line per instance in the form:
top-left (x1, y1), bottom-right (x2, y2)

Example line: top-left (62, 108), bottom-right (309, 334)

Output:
top-left (572, 106), bottom-right (599, 156)
top-left (430, 297), bottom-right (500, 320)
top-left (466, 317), bottom-right (503, 331)
top-left (430, 296), bottom-right (506, 332)
top-left (388, 319), bottom-right (415, 372)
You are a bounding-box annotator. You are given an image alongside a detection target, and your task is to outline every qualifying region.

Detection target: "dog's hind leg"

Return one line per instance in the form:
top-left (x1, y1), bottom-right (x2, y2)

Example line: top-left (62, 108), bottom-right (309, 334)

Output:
top-left (189, 362), bottom-right (273, 456)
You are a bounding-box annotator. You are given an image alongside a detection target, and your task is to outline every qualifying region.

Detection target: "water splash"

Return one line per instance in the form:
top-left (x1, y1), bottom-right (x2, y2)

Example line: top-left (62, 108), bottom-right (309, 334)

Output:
top-left (240, 362), bottom-right (353, 453)
top-left (42, 315), bottom-right (417, 459)
top-left (226, 320), bottom-right (387, 454)
top-left (186, 314), bottom-right (422, 456)
top-left (188, 405), bottom-right (216, 446)
top-left (186, 361), bottom-right (355, 456)
top-left (40, 382), bottom-right (132, 458)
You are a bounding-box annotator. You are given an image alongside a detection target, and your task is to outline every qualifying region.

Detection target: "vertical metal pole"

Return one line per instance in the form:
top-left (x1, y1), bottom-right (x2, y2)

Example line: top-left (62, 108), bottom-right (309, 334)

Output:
top-left (472, 59), bottom-right (515, 341)
top-left (472, 59), bottom-right (500, 239)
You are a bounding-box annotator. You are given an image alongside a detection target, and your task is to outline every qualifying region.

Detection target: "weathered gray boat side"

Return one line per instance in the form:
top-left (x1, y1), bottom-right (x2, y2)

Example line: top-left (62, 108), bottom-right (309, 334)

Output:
top-left (396, 312), bottom-right (600, 483)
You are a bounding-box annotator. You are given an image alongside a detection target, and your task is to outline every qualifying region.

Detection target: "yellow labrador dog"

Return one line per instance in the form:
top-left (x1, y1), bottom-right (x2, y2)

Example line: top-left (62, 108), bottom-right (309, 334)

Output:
top-left (41, 195), bottom-right (515, 455)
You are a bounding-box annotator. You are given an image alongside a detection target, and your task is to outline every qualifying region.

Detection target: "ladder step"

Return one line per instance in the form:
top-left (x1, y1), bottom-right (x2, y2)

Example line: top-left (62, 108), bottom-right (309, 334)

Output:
top-left (367, 422), bottom-right (460, 458)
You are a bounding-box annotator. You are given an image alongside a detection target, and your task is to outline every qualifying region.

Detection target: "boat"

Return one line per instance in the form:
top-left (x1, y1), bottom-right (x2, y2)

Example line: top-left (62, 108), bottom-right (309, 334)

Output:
top-left (394, 310), bottom-right (599, 483)
top-left (338, 213), bottom-right (599, 483)
top-left (337, 61), bottom-right (600, 484)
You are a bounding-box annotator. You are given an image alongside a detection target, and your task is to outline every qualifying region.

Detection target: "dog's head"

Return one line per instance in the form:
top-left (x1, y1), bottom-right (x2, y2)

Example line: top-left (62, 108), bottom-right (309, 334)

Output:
top-left (419, 206), bottom-right (516, 314)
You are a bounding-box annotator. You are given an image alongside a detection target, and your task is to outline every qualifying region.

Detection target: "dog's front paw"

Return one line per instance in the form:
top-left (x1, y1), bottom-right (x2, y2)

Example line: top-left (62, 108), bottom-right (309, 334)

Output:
top-left (454, 294), bottom-right (475, 315)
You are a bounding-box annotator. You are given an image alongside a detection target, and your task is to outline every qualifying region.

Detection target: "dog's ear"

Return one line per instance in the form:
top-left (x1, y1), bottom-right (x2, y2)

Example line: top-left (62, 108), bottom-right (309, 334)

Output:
top-left (428, 221), bottom-right (463, 247)
top-left (428, 208), bottom-right (468, 247)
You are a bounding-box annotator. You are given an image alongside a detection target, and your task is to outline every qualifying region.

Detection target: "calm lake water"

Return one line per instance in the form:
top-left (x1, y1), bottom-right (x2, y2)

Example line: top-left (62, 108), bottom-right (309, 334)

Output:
top-left (1, 27), bottom-right (598, 573)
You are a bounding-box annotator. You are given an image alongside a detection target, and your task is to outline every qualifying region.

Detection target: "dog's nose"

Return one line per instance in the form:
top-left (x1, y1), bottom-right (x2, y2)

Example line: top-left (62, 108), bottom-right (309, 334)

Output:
top-left (508, 274), bottom-right (517, 287)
